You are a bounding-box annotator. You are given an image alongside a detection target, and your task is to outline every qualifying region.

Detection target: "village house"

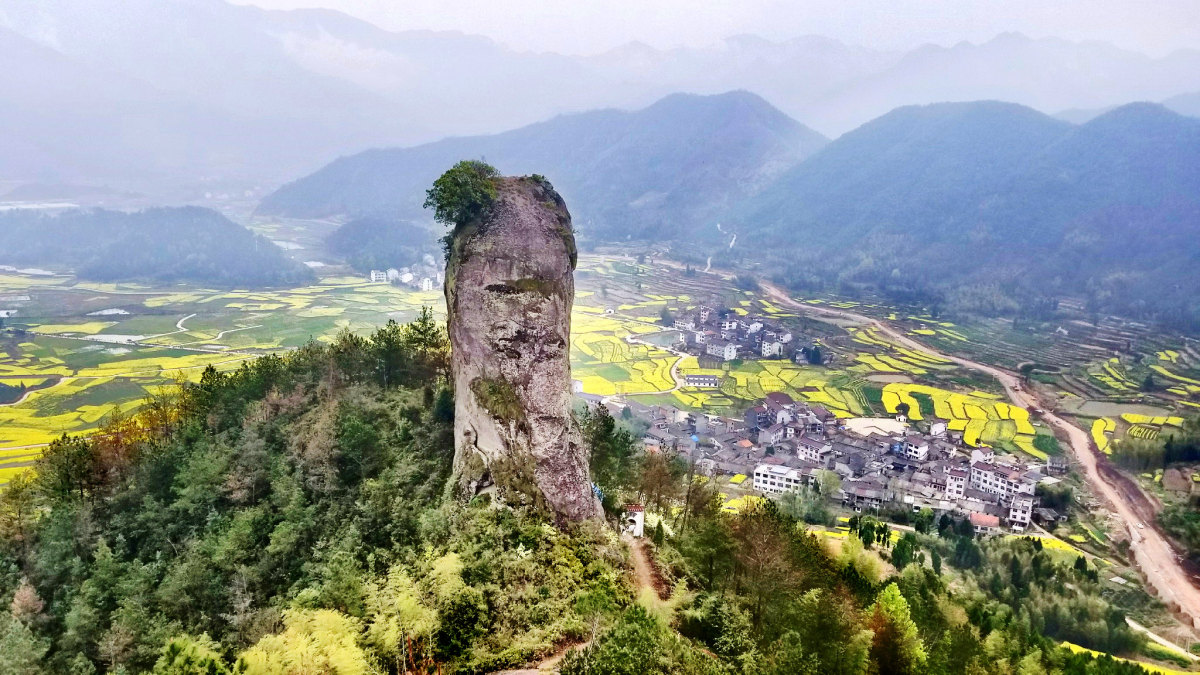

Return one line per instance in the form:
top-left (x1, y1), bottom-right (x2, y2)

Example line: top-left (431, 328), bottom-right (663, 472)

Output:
top-left (842, 478), bottom-right (888, 511)
top-left (970, 512), bottom-right (1001, 536)
top-left (795, 435), bottom-right (834, 466)
top-left (895, 433), bottom-right (930, 461)
top-left (944, 467), bottom-right (968, 499)
top-left (758, 423), bottom-right (788, 447)
top-left (1008, 494), bottom-right (1034, 531)
top-left (684, 374), bottom-right (720, 388)
top-left (705, 339), bottom-right (739, 362)
top-left (969, 461), bottom-right (1036, 499)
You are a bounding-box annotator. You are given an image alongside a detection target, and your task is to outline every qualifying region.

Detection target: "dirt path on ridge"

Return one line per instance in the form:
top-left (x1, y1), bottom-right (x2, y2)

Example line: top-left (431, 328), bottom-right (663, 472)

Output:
top-left (492, 535), bottom-right (660, 674)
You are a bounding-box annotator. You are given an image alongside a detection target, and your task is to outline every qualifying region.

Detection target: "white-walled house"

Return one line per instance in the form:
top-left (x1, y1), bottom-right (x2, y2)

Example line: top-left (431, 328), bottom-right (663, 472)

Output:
top-left (706, 340), bottom-right (739, 361)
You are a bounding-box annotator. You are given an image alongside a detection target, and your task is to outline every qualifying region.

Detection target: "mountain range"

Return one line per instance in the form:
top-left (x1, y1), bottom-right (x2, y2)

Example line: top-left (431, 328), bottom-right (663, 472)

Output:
top-left (2, 0), bottom-right (1199, 194)
top-left (262, 92), bottom-right (1200, 326)
top-left (737, 101), bottom-right (1200, 325)
top-left (258, 91), bottom-right (827, 242)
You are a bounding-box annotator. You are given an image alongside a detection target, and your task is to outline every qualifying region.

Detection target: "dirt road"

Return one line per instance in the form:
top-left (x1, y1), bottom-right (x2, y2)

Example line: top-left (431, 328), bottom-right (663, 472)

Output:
top-left (761, 281), bottom-right (1200, 628)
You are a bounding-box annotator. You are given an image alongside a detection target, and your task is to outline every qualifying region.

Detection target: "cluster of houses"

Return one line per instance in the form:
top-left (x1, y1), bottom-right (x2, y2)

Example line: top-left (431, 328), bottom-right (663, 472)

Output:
top-left (624, 390), bottom-right (1066, 536)
top-left (368, 256), bottom-right (444, 291)
top-left (672, 306), bottom-right (815, 365)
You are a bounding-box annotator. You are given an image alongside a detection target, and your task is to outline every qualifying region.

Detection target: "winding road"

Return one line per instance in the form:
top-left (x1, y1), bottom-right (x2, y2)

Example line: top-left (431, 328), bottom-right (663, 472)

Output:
top-left (623, 332), bottom-right (687, 394)
top-left (761, 281), bottom-right (1200, 628)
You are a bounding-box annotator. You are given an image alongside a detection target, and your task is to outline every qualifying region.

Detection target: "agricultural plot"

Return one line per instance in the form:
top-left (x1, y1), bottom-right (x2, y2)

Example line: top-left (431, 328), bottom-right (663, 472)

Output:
top-left (0, 336), bottom-right (255, 452)
top-left (1091, 418), bottom-right (1116, 454)
top-left (1, 272), bottom-right (449, 462)
top-left (846, 326), bottom-right (956, 379)
top-left (878, 383), bottom-right (1044, 458)
top-left (570, 309), bottom-right (678, 396)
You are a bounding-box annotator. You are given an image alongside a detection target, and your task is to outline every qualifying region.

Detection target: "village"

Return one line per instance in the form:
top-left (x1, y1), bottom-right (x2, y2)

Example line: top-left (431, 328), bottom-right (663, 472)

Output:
top-left (367, 255), bottom-right (445, 291)
top-left (671, 304), bottom-right (815, 365)
top-left (572, 303), bottom-right (1071, 536)
top-left (612, 389), bottom-right (1068, 536)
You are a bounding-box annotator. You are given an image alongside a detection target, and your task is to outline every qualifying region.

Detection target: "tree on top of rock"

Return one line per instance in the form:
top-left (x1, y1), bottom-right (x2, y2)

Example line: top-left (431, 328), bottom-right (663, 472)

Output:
top-left (424, 160), bottom-right (500, 230)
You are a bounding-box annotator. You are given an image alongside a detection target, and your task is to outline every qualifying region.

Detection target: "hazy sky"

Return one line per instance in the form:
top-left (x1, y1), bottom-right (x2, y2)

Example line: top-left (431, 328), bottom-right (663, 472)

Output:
top-left (235, 0), bottom-right (1200, 56)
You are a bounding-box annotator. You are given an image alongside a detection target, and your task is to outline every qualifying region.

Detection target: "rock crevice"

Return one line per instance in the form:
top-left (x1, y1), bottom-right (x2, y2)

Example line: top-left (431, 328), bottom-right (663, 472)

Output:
top-left (445, 176), bottom-right (599, 522)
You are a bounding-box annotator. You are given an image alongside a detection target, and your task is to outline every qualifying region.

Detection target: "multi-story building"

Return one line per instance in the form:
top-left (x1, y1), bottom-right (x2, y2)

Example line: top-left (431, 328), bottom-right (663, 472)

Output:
top-left (753, 464), bottom-right (807, 495)
top-left (1008, 495), bottom-right (1034, 531)
top-left (795, 435), bottom-right (834, 465)
top-left (761, 340), bottom-right (785, 357)
top-left (969, 461), bottom-right (1035, 498)
top-left (944, 468), bottom-right (968, 499)
top-left (896, 433), bottom-right (930, 461)
top-left (706, 339), bottom-right (739, 361)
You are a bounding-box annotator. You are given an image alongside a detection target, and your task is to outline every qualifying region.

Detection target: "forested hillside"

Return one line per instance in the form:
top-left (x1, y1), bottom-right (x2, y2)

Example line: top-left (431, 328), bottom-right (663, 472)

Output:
top-left (0, 311), bottom-right (1164, 674)
top-left (325, 218), bottom-right (437, 273)
top-left (734, 101), bottom-right (1200, 328)
top-left (257, 91), bottom-right (828, 242)
top-left (0, 207), bottom-right (315, 287)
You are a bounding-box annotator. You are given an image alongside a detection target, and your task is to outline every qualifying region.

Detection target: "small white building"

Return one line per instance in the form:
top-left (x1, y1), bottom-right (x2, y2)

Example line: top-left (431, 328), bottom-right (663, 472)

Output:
top-left (369, 270), bottom-right (388, 283)
top-left (684, 374), bottom-right (720, 388)
top-left (705, 340), bottom-right (739, 362)
top-left (420, 277), bottom-right (435, 291)
top-left (761, 340), bottom-right (784, 358)
top-left (674, 317), bottom-right (696, 331)
top-left (623, 504), bottom-right (645, 538)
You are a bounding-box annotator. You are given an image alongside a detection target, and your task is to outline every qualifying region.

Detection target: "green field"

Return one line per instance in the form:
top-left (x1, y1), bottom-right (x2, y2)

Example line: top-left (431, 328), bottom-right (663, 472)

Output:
top-left (0, 251), bottom-right (1106, 473)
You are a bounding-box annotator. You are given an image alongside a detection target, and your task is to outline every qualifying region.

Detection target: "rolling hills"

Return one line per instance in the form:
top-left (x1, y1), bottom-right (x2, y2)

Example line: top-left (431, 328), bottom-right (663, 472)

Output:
top-left (257, 91), bottom-right (828, 242)
top-left (735, 101), bottom-right (1200, 326)
top-left (260, 92), bottom-right (1200, 324)
top-left (0, 207), bottom-right (315, 287)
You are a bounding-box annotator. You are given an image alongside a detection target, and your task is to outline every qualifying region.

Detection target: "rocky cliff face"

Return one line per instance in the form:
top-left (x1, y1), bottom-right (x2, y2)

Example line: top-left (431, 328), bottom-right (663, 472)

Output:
top-left (445, 176), bottom-right (600, 522)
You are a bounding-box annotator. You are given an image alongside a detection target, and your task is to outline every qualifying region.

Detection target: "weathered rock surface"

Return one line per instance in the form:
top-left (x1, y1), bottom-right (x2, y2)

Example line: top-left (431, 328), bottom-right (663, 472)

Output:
top-left (445, 176), bottom-right (600, 522)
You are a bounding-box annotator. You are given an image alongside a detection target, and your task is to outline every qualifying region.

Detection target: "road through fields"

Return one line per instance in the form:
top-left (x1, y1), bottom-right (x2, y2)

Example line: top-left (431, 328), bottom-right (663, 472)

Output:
top-left (761, 281), bottom-right (1200, 628)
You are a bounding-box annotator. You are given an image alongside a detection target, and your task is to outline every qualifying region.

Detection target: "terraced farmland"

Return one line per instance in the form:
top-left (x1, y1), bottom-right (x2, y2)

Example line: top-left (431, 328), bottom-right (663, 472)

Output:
top-left (877, 382), bottom-right (1046, 458)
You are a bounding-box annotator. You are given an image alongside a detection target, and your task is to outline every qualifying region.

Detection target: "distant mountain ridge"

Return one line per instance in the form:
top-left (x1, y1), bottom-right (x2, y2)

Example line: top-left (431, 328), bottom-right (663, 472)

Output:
top-left (2, 0), bottom-right (1199, 193)
top-left (260, 95), bottom-right (1200, 326)
top-left (258, 91), bottom-right (828, 242)
top-left (733, 101), bottom-right (1200, 326)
